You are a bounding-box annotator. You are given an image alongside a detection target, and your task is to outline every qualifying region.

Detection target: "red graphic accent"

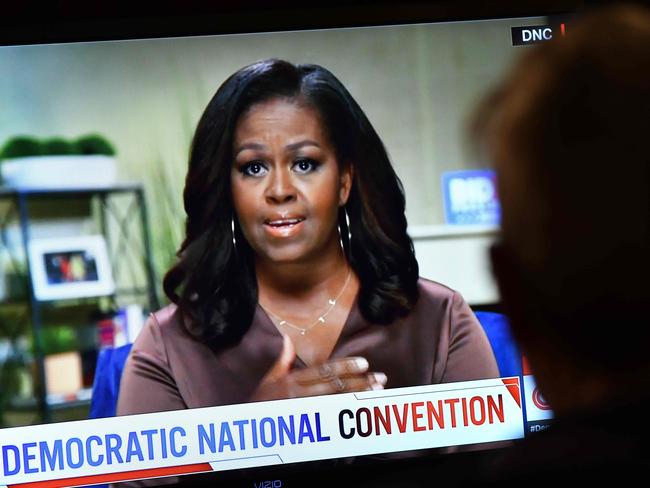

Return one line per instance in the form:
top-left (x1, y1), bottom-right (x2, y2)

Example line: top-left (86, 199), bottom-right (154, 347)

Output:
top-left (522, 356), bottom-right (532, 375)
top-left (501, 378), bottom-right (521, 408)
top-left (532, 387), bottom-right (551, 411)
top-left (9, 462), bottom-right (213, 488)
top-left (560, 23), bottom-right (566, 36)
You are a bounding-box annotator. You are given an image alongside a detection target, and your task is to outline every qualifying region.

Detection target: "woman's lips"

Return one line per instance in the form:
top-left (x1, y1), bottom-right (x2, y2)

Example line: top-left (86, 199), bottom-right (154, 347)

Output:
top-left (263, 217), bottom-right (305, 237)
top-left (265, 217), bottom-right (305, 226)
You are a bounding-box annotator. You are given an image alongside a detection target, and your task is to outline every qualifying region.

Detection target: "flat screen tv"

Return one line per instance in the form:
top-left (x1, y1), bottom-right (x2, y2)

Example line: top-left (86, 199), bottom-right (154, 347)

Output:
top-left (0, 3), bottom-right (576, 487)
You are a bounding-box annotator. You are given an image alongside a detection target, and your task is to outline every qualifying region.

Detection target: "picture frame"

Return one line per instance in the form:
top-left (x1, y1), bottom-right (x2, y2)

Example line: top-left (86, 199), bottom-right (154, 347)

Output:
top-left (28, 235), bottom-right (115, 301)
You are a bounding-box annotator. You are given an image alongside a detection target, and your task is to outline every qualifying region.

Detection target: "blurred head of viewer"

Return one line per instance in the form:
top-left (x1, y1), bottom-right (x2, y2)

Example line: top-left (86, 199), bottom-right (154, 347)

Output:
top-left (474, 5), bottom-right (650, 415)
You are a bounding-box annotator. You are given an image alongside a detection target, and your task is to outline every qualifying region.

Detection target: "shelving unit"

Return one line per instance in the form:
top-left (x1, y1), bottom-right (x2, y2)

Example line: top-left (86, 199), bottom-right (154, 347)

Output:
top-left (0, 184), bottom-right (159, 425)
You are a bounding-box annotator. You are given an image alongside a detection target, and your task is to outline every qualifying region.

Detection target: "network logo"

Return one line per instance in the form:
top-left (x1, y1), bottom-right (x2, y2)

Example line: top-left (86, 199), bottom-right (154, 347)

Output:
top-left (531, 387), bottom-right (551, 411)
top-left (511, 24), bottom-right (567, 46)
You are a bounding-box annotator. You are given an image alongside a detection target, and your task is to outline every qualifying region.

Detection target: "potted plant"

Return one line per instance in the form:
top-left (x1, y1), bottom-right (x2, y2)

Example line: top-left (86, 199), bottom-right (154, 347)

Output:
top-left (0, 134), bottom-right (118, 189)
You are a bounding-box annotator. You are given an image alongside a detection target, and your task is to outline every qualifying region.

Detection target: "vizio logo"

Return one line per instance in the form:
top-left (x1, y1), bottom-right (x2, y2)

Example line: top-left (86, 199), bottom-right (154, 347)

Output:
top-left (254, 481), bottom-right (282, 488)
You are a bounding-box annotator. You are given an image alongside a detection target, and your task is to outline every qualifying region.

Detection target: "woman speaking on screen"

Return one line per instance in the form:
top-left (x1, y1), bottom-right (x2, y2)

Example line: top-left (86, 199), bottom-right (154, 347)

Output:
top-left (117, 59), bottom-right (498, 414)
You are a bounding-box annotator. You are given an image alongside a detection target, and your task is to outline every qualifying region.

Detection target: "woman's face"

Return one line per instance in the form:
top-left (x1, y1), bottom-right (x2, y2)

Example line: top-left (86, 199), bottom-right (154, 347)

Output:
top-left (231, 98), bottom-right (353, 265)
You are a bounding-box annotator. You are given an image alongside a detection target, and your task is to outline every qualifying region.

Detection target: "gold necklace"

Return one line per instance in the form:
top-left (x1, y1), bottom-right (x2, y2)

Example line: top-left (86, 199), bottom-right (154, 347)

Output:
top-left (261, 269), bottom-right (352, 336)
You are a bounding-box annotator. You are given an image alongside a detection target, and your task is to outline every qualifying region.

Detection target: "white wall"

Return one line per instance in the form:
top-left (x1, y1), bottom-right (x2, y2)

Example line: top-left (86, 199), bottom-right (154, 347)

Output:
top-left (412, 225), bottom-right (498, 305)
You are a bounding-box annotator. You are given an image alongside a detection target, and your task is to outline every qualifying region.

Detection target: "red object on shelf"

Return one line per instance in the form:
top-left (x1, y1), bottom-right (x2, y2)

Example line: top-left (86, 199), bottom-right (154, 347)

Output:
top-left (97, 318), bottom-right (115, 348)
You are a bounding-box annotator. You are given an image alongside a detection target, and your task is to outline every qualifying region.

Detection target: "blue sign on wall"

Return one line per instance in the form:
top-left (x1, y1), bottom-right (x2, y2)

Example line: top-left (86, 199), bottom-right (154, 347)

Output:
top-left (442, 169), bottom-right (500, 225)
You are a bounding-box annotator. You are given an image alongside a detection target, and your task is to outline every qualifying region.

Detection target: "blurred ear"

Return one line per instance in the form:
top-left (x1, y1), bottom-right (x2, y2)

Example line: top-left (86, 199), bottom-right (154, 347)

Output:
top-left (339, 162), bottom-right (354, 206)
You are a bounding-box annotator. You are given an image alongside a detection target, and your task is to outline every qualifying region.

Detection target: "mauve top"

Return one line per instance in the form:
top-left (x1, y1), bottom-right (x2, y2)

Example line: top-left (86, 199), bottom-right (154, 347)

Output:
top-left (116, 278), bottom-right (499, 415)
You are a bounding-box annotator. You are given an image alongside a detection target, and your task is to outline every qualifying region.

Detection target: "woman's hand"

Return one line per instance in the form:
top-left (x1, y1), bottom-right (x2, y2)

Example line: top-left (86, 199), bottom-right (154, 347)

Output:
top-left (251, 335), bottom-right (388, 402)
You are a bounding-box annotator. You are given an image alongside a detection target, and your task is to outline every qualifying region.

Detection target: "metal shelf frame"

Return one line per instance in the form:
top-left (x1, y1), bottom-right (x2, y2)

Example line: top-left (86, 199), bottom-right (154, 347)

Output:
top-left (0, 184), bottom-right (160, 423)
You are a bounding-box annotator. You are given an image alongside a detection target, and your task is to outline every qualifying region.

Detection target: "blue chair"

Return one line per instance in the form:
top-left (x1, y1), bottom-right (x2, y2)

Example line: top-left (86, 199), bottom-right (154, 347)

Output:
top-left (475, 311), bottom-right (522, 377)
top-left (89, 343), bottom-right (133, 419)
top-left (86, 345), bottom-right (133, 488)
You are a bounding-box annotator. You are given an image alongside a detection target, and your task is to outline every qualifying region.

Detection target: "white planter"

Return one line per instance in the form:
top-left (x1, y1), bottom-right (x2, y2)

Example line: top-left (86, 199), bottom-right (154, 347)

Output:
top-left (0, 155), bottom-right (117, 189)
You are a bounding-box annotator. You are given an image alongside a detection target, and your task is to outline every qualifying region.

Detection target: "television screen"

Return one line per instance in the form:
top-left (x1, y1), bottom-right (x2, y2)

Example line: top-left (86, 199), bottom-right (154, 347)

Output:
top-left (0, 6), bottom-right (567, 487)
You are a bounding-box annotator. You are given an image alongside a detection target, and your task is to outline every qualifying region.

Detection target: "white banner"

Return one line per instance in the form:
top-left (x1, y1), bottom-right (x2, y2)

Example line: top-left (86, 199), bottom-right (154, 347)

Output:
top-left (0, 377), bottom-right (524, 487)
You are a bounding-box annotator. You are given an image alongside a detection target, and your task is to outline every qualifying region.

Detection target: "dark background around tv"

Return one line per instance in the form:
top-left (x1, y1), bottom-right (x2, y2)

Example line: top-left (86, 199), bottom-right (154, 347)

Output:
top-left (1, 0), bottom-right (628, 46)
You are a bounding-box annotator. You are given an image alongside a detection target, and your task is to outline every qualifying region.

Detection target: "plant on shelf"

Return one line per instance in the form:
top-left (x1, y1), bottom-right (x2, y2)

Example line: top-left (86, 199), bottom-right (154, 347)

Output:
top-left (0, 134), bottom-right (118, 189)
top-left (75, 134), bottom-right (116, 156)
top-left (0, 134), bottom-right (117, 159)
top-left (0, 313), bottom-right (32, 427)
top-left (149, 158), bottom-right (184, 305)
top-left (0, 136), bottom-right (42, 159)
top-left (0, 357), bottom-right (25, 427)
top-left (42, 138), bottom-right (77, 156)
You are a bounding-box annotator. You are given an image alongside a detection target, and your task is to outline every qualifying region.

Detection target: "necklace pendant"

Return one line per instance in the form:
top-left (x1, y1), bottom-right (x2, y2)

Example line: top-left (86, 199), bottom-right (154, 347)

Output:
top-left (262, 269), bottom-right (351, 336)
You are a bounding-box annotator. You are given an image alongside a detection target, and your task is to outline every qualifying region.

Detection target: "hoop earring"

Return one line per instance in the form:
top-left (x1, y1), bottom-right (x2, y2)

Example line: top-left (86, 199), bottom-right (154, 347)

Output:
top-left (344, 206), bottom-right (352, 248)
top-left (231, 216), bottom-right (237, 248)
top-left (338, 206), bottom-right (352, 258)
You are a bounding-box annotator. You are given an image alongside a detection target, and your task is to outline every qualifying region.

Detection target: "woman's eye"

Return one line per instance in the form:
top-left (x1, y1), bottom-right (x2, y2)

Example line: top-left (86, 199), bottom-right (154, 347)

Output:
top-left (293, 158), bottom-right (319, 174)
top-left (240, 161), bottom-right (267, 177)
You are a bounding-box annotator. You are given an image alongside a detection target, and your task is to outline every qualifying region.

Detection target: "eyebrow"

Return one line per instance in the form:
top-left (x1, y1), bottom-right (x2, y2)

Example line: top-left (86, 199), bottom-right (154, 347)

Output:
top-left (287, 140), bottom-right (321, 151)
top-left (234, 139), bottom-right (321, 156)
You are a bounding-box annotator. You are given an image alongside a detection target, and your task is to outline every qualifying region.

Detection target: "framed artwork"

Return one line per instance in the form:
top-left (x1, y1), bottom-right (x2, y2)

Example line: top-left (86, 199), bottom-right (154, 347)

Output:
top-left (28, 235), bottom-right (115, 301)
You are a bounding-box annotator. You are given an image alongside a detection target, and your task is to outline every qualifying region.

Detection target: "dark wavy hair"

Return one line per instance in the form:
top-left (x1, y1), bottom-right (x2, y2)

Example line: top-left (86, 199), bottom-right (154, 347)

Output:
top-left (164, 58), bottom-right (419, 348)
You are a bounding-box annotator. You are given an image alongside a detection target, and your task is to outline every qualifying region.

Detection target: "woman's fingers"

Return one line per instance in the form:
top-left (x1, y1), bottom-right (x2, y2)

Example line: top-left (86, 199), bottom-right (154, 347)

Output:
top-left (291, 357), bottom-right (370, 384)
top-left (289, 372), bottom-right (388, 397)
top-left (253, 354), bottom-right (389, 401)
top-left (289, 357), bottom-right (388, 396)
